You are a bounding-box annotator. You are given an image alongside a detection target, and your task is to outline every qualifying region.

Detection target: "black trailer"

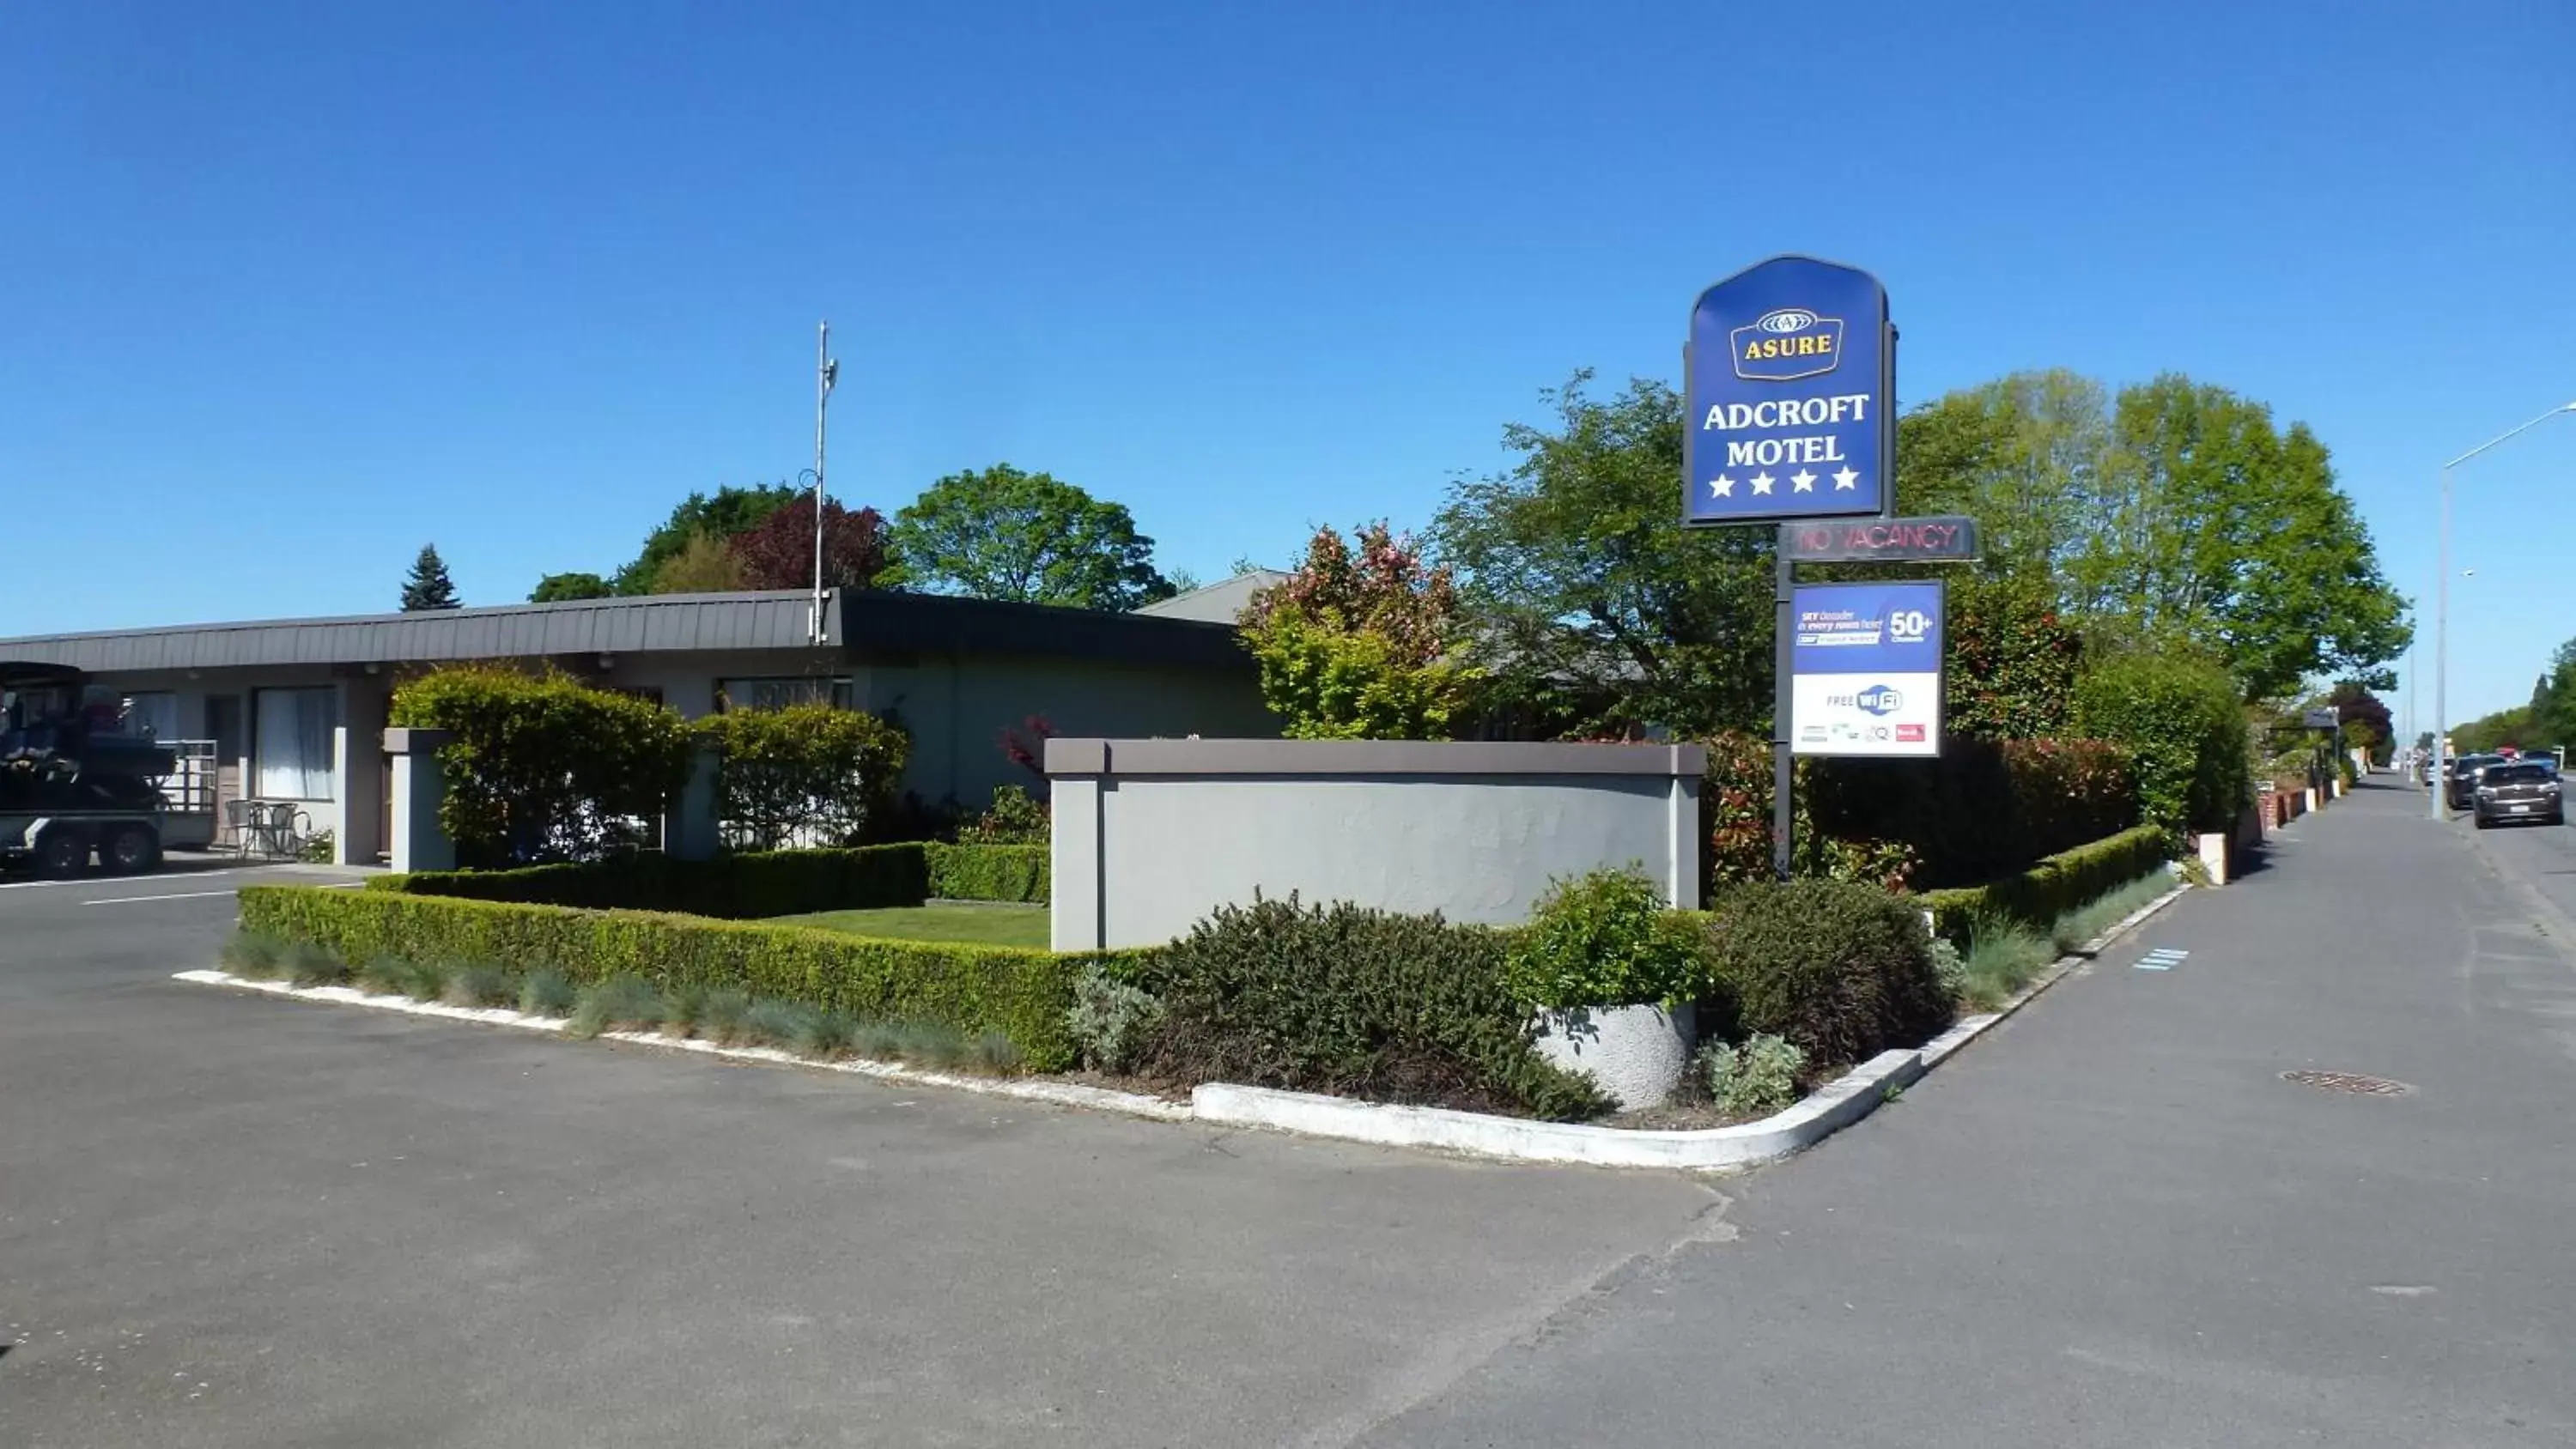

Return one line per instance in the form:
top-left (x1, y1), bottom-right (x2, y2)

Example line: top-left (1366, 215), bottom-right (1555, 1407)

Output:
top-left (2, 662), bottom-right (217, 875)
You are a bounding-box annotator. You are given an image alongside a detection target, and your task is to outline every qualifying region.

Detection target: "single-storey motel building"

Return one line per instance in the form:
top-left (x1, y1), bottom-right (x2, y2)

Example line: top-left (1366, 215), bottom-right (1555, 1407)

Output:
top-left (0, 579), bottom-right (1284, 865)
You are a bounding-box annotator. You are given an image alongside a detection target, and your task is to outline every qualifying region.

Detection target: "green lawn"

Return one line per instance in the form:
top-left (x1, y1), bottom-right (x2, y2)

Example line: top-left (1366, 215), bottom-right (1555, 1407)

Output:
top-left (769, 903), bottom-right (1051, 949)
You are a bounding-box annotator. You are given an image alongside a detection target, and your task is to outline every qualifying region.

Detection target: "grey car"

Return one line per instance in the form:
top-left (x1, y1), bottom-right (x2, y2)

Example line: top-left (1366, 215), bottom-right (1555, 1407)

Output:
top-left (2473, 761), bottom-right (2564, 828)
top-left (2446, 753), bottom-right (2506, 811)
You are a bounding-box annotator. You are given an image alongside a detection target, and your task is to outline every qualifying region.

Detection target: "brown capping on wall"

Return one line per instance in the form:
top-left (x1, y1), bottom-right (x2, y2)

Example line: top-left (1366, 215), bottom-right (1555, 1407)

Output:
top-left (1042, 737), bottom-right (1705, 778)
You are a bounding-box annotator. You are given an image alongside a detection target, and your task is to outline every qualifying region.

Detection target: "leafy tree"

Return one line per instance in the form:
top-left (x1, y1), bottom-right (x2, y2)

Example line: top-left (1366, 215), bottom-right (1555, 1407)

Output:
top-left (729, 496), bottom-right (898, 591)
top-left (400, 544), bottom-right (462, 611)
top-left (1433, 372), bottom-right (1773, 737)
top-left (2089, 379), bottom-right (2409, 700)
top-left (893, 464), bottom-right (1174, 610)
top-left (2321, 682), bottom-right (2394, 764)
top-left (2451, 706), bottom-right (2537, 756)
top-left (648, 530), bottom-right (746, 594)
top-left (2528, 639), bottom-right (2576, 753)
top-left (529, 572), bottom-right (614, 603)
top-left (1895, 368), bottom-right (2126, 579)
top-left (1242, 523), bottom-right (1473, 739)
top-left (611, 483), bottom-right (800, 595)
top-left (1899, 373), bottom-right (2411, 703)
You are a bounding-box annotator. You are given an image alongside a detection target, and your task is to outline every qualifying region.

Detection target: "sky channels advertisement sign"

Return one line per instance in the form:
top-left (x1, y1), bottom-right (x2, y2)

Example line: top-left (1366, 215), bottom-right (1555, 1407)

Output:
top-left (1790, 580), bottom-right (1942, 758)
top-left (1684, 254), bottom-right (1892, 525)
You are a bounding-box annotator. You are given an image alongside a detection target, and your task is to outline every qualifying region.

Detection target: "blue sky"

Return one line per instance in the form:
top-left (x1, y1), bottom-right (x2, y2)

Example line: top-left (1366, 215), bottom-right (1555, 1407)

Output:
top-left (4, 3), bottom-right (2570, 730)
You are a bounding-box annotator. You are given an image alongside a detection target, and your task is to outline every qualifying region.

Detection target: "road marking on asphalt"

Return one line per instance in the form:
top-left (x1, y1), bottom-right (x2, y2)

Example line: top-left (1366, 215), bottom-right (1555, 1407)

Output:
top-left (3, 870), bottom-right (244, 891)
top-left (2134, 948), bottom-right (2190, 971)
top-left (80, 889), bottom-right (240, 906)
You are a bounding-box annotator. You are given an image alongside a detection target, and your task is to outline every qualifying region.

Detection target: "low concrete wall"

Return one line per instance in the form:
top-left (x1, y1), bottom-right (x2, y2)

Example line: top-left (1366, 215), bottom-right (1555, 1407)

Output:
top-left (1047, 739), bottom-right (1704, 951)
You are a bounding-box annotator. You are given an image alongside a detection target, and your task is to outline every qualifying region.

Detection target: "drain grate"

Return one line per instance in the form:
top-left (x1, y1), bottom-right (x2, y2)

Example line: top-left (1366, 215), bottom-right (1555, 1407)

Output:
top-left (2281, 1069), bottom-right (2413, 1097)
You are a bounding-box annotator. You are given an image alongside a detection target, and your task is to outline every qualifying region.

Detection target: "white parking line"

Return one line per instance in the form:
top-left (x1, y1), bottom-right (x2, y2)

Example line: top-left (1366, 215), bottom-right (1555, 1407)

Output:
top-left (81, 889), bottom-right (240, 906)
top-left (2, 870), bottom-right (243, 892)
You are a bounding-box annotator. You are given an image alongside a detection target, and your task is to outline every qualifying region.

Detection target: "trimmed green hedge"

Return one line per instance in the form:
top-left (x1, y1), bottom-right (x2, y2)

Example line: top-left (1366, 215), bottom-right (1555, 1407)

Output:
top-left (243, 885), bottom-right (1122, 1070)
top-left (373, 842), bottom-right (1052, 916)
top-left (1916, 824), bottom-right (2172, 941)
top-left (925, 842), bottom-right (1048, 904)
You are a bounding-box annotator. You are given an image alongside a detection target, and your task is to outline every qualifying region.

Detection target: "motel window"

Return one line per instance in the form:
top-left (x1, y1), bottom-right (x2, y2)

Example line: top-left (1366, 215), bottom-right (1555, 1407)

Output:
top-left (253, 687), bottom-right (338, 800)
top-left (716, 677), bottom-right (852, 712)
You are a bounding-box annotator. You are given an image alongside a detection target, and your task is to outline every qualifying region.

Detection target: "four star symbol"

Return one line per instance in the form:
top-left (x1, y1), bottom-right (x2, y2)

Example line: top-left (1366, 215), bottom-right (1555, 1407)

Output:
top-left (1710, 462), bottom-right (1868, 505)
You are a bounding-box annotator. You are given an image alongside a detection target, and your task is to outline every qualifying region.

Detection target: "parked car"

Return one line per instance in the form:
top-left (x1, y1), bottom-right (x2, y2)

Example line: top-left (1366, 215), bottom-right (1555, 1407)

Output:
top-left (2445, 753), bottom-right (2505, 811)
top-left (2473, 761), bottom-right (2565, 828)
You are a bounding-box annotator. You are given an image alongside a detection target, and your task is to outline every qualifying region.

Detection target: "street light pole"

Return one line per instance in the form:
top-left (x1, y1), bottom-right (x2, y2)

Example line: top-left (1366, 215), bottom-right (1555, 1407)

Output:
top-left (2428, 400), bottom-right (2576, 821)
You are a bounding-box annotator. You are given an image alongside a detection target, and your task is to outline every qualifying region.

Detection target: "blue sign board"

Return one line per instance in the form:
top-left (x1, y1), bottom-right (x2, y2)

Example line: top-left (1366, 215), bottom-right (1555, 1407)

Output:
top-left (1684, 255), bottom-right (1892, 524)
top-left (1789, 580), bottom-right (1943, 757)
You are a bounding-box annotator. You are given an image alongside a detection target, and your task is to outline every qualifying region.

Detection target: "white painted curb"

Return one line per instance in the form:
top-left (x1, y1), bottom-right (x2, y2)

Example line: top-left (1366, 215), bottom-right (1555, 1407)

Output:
top-left (1194, 1049), bottom-right (1925, 1170)
top-left (177, 878), bottom-right (2191, 1172)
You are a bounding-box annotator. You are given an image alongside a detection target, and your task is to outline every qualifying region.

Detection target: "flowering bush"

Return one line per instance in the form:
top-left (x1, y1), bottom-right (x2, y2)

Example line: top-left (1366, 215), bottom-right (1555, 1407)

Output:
top-left (1242, 523), bottom-right (1476, 739)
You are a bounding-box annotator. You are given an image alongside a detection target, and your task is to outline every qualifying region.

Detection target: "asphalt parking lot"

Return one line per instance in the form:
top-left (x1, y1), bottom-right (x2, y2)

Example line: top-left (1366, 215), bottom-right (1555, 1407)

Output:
top-left (8, 789), bottom-right (2575, 1447)
top-left (0, 862), bottom-right (1718, 1448)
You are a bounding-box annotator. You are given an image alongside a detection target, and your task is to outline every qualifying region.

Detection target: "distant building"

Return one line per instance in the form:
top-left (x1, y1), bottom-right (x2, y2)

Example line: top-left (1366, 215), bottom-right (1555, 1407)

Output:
top-left (0, 584), bottom-right (1279, 864)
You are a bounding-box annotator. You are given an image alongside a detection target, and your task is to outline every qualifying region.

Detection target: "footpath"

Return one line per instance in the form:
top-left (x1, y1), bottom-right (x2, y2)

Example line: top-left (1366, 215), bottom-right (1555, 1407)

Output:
top-left (1363, 777), bottom-right (2576, 1449)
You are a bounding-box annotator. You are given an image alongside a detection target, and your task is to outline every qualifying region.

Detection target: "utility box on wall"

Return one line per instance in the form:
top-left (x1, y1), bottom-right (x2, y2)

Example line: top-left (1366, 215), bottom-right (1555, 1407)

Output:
top-left (1045, 738), bottom-right (1705, 952)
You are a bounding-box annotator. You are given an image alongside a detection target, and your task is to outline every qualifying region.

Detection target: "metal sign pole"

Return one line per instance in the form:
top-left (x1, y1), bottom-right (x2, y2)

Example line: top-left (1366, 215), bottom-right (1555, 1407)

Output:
top-left (1772, 546), bottom-right (1795, 881)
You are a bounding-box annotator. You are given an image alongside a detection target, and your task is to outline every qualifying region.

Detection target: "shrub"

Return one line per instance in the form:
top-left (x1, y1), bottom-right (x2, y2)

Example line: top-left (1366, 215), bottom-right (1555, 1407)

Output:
top-left (926, 842), bottom-right (1049, 904)
top-left (1807, 737), bottom-right (2136, 888)
top-left (699, 702), bottom-right (910, 851)
top-left (240, 884), bottom-right (1133, 1070)
top-left (1130, 894), bottom-right (1613, 1121)
top-left (2074, 650), bottom-right (2251, 834)
top-left (1702, 1033), bottom-right (1805, 1117)
top-left (1927, 937), bottom-right (1968, 1003)
top-left (1959, 914), bottom-right (2056, 1004)
top-left (398, 956), bottom-right (453, 1001)
top-left (518, 967), bottom-right (578, 1016)
top-left (1699, 880), bottom-right (1949, 1067)
top-left (568, 975), bottom-right (665, 1038)
top-left (220, 931), bottom-right (287, 979)
top-left (355, 955), bottom-right (417, 997)
top-left (284, 939), bottom-right (348, 988)
top-left (660, 983), bottom-right (708, 1037)
top-left (699, 987), bottom-right (753, 1044)
top-left (741, 999), bottom-right (813, 1050)
top-left (792, 1008), bottom-right (860, 1059)
top-left (1504, 866), bottom-right (1704, 1009)
top-left (377, 846), bottom-right (931, 918)
top-left (389, 664), bottom-right (696, 867)
top-left (443, 962), bottom-right (518, 1009)
top-left (1704, 731), bottom-right (1923, 892)
top-left (2050, 870), bottom-right (2175, 955)
top-left (970, 1030), bottom-right (1024, 1074)
top-left (1917, 824), bottom-right (2171, 941)
top-left (297, 828), bottom-right (337, 864)
top-left (959, 783), bottom-right (1048, 846)
top-left (1065, 967), bottom-right (1165, 1074)
top-left (1241, 523), bottom-right (1474, 741)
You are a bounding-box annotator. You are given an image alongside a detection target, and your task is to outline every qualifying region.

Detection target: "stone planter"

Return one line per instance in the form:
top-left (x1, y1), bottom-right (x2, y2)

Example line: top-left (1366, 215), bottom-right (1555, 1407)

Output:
top-left (1531, 1003), bottom-right (1695, 1110)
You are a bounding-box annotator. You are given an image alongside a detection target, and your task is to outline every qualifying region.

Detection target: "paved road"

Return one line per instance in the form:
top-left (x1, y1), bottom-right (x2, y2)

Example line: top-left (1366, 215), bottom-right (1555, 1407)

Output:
top-left (1366, 778), bottom-right (2576, 1447)
top-left (7, 785), bottom-right (2573, 1447)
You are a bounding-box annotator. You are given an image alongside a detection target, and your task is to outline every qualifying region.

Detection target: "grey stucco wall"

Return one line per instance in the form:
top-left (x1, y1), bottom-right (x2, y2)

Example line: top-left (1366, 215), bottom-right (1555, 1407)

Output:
top-left (1048, 740), bottom-right (1704, 951)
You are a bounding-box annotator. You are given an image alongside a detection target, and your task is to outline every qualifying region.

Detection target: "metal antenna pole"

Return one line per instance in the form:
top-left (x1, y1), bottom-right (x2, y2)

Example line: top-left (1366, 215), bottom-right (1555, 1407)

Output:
top-left (811, 322), bottom-right (835, 645)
